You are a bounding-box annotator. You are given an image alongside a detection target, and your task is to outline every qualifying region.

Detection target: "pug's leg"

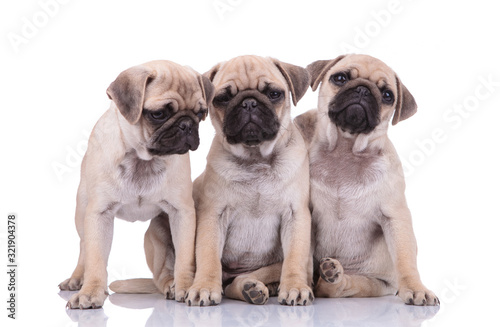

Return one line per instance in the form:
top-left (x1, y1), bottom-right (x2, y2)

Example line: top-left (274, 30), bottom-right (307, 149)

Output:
top-left (315, 258), bottom-right (395, 298)
top-left (382, 202), bottom-right (440, 306)
top-left (278, 206), bottom-right (314, 306)
top-left (162, 202), bottom-right (197, 302)
top-left (224, 262), bottom-right (282, 305)
top-left (186, 206), bottom-right (224, 306)
top-left (144, 213), bottom-right (175, 299)
top-left (67, 201), bottom-right (114, 309)
top-left (59, 181), bottom-right (87, 291)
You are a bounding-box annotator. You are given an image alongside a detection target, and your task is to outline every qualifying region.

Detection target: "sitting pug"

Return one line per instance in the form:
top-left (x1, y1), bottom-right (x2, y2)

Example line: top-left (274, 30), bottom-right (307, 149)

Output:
top-left (295, 54), bottom-right (439, 306)
top-left (185, 55), bottom-right (314, 306)
top-left (59, 60), bottom-right (213, 309)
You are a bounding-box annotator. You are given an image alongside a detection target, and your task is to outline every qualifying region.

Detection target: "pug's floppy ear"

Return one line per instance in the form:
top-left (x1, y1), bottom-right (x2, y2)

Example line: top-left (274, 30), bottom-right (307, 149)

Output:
top-left (107, 65), bottom-right (156, 124)
top-left (273, 59), bottom-right (310, 106)
top-left (307, 55), bottom-right (346, 92)
top-left (392, 75), bottom-right (417, 125)
top-left (197, 75), bottom-right (214, 104)
top-left (203, 62), bottom-right (222, 82)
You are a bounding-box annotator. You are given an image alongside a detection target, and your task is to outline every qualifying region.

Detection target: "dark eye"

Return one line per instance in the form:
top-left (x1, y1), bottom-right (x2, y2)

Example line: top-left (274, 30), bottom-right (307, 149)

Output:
top-left (146, 104), bottom-right (173, 123)
top-left (149, 109), bottom-right (169, 121)
top-left (196, 109), bottom-right (207, 121)
top-left (213, 91), bottom-right (232, 105)
top-left (268, 90), bottom-right (283, 100)
top-left (330, 72), bottom-right (349, 86)
top-left (382, 90), bottom-right (394, 104)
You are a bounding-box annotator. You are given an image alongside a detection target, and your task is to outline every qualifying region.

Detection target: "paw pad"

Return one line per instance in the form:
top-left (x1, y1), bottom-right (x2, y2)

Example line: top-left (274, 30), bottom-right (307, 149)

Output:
top-left (241, 281), bottom-right (269, 305)
top-left (319, 258), bottom-right (343, 284)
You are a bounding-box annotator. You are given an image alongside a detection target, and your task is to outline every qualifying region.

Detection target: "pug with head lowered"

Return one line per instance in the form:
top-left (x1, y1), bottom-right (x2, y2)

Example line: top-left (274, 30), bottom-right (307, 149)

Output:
top-left (295, 54), bottom-right (439, 306)
top-left (59, 60), bottom-right (213, 309)
top-left (185, 55), bottom-right (314, 306)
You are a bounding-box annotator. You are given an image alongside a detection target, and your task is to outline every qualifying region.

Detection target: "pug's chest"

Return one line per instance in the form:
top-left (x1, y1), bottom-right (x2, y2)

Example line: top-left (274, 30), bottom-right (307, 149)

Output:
top-left (114, 152), bottom-right (169, 221)
top-left (219, 200), bottom-right (287, 275)
top-left (312, 194), bottom-right (384, 266)
top-left (310, 145), bottom-right (387, 191)
top-left (221, 210), bottom-right (284, 277)
top-left (310, 145), bottom-right (388, 262)
top-left (117, 152), bottom-right (168, 195)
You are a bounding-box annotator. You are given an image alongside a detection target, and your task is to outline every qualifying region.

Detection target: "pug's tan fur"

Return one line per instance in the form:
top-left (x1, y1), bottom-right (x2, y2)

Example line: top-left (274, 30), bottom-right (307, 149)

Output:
top-left (59, 61), bottom-right (213, 309)
top-left (186, 55), bottom-right (314, 306)
top-left (295, 54), bottom-right (439, 306)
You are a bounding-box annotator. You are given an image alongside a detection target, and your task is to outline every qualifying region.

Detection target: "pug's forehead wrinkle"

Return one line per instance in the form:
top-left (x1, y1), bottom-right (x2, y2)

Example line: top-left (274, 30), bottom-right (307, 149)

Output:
top-left (144, 65), bottom-right (204, 105)
top-left (215, 57), bottom-right (286, 93)
top-left (144, 86), bottom-right (204, 112)
top-left (259, 80), bottom-right (280, 92)
top-left (223, 55), bottom-right (270, 75)
top-left (331, 63), bottom-right (396, 91)
top-left (143, 94), bottom-right (180, 111)
top-left (349, 66), bottom-right (360, 79)
top-left (355, 62), bottom-right (395, 85)
top-left (217, 81), bottom-right (238, 96)
top-left (216, 77), bottom-right (284, 98)
top-left (369, 71), bottom-right (394, 88)
top-left (144, 97), bottom-right (204, 113)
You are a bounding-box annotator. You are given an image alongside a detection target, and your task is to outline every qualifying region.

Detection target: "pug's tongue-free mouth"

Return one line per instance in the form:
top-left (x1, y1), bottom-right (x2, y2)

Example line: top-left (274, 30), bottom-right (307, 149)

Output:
top-left (244, 140), bottom-right (261, 146)
top-left (343, 104), bottom-right (367, 125)
top-left (241, 122), bottom-right (262, 146)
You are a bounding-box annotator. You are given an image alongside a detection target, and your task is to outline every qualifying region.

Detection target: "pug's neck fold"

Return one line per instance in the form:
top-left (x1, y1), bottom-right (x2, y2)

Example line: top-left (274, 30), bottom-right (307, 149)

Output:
top-left (316, 112), bottom-right (389, 155)
top-left (114, 104), bottom-right (155, 161)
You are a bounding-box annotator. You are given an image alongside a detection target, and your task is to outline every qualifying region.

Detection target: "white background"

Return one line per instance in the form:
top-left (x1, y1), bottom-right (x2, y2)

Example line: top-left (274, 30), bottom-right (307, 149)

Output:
top-left (1, 0), bottom-right (499, 326)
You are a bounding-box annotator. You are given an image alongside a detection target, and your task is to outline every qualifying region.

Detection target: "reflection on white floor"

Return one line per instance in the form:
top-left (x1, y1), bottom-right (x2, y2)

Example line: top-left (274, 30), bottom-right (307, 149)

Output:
top-left (59, 291), bottom-right (439, 327)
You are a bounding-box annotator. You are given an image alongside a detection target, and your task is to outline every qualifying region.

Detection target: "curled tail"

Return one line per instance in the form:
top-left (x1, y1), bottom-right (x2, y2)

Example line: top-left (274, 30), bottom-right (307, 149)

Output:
top-left (109, 278), bottom-right (159, 294)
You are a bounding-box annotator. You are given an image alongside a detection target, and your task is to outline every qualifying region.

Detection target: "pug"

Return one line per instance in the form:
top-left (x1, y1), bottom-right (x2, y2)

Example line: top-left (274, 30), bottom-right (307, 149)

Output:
top-left (59, 60), bottom-right (213, 309)
top-left (294, 54), bottom-right (439, 306)
top-left (184, 55), bottom-right (314, 306)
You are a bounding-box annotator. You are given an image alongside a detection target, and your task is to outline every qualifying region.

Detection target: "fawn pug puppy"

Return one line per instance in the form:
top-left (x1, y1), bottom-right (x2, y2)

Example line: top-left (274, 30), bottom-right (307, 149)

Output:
top-left (186, 55), bottom-right (314, 306)
top-left (60, 61), bottom-right (213, 309)
top-left (295, 54), bottom-right (439, 306)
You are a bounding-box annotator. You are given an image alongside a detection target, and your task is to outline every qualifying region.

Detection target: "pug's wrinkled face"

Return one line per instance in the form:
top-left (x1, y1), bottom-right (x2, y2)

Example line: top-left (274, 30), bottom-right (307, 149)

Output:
top-left (206, 56), bottom-right (300, 148)
top-left (324, 56), bottom-right (397, 134)
top-left (309, 54), bottom-right (416, 134)
top-left (107, 60), bottom-right (213, 156)
top-left (141, 79), bottom-right (207, 156)
top-left (214, 85), bottom-right (283, 147)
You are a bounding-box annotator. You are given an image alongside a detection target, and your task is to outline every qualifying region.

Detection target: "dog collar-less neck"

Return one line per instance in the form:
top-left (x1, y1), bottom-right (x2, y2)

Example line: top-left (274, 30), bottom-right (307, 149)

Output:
top-left (113, 104), bottom-right (155, 161)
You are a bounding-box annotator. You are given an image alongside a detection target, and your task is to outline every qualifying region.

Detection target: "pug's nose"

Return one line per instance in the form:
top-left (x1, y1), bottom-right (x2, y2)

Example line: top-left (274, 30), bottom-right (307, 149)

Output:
top-left (178, 118), bottom-right (194, 135)
top-left (241, 98), bottom-right (258, 111)
top-left (355, 86), bottom-right (371, 97)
